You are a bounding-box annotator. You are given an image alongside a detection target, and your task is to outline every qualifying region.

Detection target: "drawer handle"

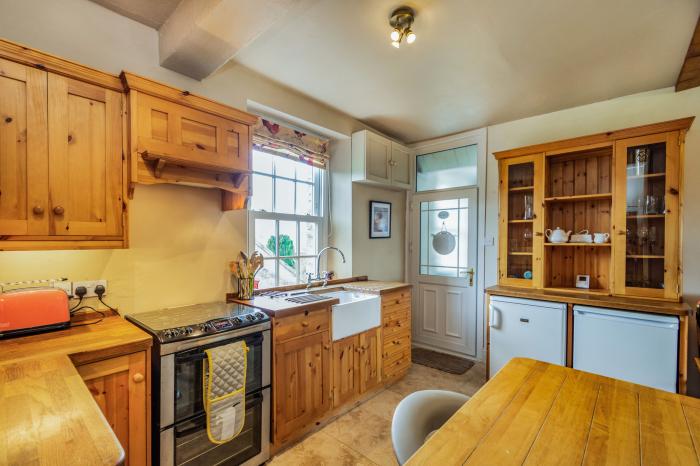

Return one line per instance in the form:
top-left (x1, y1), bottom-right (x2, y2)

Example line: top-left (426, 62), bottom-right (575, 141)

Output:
top-left (132, 373), bottom-right (144, 383)
top-left (393, 340), bottom-right (400, 345)
top-left (301, 321), bottom-right (309, 327)
top-left (520, 318), bottom-right (529, 323)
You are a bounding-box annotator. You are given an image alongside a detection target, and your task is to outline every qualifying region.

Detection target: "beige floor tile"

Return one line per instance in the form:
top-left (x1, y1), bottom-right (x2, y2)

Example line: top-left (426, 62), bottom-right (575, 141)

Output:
top-left (268, 430), bottom-right (377, 466)
top-left (356, 389), bottom-right (405, 422)
top-left (322, 406), bottom-right (397, 466)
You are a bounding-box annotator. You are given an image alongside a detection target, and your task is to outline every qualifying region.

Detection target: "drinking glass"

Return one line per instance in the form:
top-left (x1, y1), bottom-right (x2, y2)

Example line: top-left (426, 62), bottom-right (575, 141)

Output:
top-left (523, 194), bottom-right (533, 220)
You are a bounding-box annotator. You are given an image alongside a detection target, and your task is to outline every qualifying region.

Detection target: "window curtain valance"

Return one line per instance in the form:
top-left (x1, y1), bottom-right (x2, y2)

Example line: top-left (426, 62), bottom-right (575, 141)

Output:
top-left (253, 118), bottom-right (330, 169)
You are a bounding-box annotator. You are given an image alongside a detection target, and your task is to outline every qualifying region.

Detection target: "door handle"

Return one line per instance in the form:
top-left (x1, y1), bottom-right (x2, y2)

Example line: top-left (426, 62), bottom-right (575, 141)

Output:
top-left (489, 305), bottom-right (501, 329)
top-left (519, 318), bottom-right (529, 323)
top-left (466, 267), bottom-right (474, 286)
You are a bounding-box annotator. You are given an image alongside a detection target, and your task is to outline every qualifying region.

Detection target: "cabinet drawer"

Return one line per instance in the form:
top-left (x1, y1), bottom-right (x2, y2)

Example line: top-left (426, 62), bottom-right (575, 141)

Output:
top-left (383, 330), bottom-right (411, 356)
top-left (383, 352), bottom-right (411, 378)
top-left (274, 307), bottom-right (329, 342)
top-left (382, 290), bottom-right (411, 309)
top-left (383, 313), bottom-right (410, 338)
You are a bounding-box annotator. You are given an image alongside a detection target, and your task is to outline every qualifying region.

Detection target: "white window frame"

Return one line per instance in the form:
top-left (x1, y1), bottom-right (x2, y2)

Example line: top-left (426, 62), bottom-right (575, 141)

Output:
top-left (247, 151), bottom-right (327, 288)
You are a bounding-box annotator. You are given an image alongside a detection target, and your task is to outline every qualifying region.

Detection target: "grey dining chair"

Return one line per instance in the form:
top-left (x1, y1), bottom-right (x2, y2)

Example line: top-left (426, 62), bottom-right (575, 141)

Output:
top-left (391, 389), bottom-right (469, 465)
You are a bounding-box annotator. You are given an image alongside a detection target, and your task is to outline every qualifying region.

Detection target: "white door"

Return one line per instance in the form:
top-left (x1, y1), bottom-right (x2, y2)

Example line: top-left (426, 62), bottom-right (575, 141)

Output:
top-left (411, 188), bottom-right (478, 357)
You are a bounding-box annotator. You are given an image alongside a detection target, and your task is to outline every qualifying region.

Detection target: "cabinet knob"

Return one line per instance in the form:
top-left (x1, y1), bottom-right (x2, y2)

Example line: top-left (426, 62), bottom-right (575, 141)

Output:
top-left (132, 373), bottom-right (144, 383)
top-left (53, 206), bottom-right (65, 215)
top-left (32, 206), bottom-right (44, 215)
top-left (301, 321), bottom-right (309, 327)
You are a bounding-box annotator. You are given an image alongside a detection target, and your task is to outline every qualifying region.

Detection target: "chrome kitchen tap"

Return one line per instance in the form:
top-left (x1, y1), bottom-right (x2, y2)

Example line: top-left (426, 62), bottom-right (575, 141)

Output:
top-left (306, 246), bottom-right (346, 288)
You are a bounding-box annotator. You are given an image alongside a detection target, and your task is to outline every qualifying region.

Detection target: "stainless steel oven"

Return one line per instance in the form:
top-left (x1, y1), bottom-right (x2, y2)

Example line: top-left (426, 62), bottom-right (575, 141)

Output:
top-left (125, 302), bottom-right (271, 466)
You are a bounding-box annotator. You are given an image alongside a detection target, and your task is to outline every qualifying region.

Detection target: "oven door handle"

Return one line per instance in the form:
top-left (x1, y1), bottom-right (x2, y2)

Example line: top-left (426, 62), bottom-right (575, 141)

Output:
top-left (175, 333), bottom-right (263, 363)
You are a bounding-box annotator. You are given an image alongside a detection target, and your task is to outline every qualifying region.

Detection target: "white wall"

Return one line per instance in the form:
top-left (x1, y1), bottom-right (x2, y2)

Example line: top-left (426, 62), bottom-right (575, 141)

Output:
top-left (351, 184), bottom-right (406, 281)
top-left (0, 0), bottom-right (406, 312)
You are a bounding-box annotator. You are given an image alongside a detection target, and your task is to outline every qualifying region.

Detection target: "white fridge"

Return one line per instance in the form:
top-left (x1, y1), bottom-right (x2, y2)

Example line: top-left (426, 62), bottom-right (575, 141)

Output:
top-left (573, 306), bottom-right (679, 392)
top-left (489, 296), bottom-right (567, 376)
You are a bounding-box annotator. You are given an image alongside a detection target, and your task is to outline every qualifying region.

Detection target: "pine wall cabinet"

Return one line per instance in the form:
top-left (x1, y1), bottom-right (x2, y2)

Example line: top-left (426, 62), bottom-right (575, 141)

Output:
top-left (0, 40), bottom-right (127, 250)
top-left (495, 118), bottom-right (693, 301)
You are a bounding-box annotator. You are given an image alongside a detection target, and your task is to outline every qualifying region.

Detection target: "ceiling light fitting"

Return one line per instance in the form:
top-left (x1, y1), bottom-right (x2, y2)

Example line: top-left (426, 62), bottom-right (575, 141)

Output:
top-left (389, 7), bottom-right (416, 48)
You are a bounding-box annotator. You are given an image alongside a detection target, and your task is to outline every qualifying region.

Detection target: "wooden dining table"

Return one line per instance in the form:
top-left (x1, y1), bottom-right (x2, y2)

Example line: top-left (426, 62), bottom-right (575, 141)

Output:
top-left (406, 358), bottom-right (700, 465)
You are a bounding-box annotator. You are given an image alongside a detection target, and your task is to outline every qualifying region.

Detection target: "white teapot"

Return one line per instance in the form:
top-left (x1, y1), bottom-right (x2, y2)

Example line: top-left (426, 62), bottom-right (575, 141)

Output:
top-left (545, 227), bottom-right (571, 243)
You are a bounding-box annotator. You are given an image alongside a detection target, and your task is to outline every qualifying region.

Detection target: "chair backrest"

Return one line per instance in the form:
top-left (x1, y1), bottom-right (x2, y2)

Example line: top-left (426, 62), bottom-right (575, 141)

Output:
top-left (391, 390), bottom-right (469, 465)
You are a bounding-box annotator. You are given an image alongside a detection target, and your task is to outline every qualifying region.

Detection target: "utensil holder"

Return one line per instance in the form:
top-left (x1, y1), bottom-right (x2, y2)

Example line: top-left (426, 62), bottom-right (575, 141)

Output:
top-left (238, 277), bottom-right (255, 299)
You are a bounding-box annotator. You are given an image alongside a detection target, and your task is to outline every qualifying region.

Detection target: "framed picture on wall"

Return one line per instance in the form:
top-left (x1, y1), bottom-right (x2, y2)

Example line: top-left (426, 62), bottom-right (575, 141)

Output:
top-left (369, 201), bottom-right (392, 239)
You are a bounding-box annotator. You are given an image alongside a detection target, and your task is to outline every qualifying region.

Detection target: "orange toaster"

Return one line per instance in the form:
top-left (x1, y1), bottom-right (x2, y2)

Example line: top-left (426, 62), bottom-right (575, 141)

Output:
top-left (0, 287), bottom-right (70, 338)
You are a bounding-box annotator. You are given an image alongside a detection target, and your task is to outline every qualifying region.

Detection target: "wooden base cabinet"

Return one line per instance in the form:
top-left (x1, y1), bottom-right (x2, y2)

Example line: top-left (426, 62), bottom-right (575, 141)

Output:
top-left (76, 351), bottom-right (149, 466)
top-left (331, 328), bottom-right (382, 408)
top-left (272, 309), bottom-right (332, 445)
top-left (382, 288), bottom-right (412, 380)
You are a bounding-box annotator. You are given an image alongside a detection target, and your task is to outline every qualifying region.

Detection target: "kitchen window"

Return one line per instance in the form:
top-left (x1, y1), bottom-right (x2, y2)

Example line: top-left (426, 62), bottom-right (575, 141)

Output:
top-left (248, 150), bottom-right (325, 288)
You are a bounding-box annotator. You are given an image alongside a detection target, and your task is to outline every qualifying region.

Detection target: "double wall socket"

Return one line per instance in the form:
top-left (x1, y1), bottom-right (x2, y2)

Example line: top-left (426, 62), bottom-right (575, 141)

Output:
top-left (73, 280), bottom-right (108, 298)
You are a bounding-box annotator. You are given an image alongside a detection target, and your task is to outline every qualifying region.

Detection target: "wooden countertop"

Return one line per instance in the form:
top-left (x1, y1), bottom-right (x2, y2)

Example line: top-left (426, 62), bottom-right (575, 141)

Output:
top-left (230, 279), bottom-right (412, 317)
top-left (407, 358), bottom-right (700, 465)
top-left (0, 315), bottom-right (152, 465)
top-left (486, 285), bottom-right (690, 316)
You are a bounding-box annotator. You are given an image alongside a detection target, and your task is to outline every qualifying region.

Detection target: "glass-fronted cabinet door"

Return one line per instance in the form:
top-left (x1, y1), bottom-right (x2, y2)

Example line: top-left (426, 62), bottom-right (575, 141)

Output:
top-left (498, 154), bottom-right (544, 287)
top-left (613, 132), bottom-right (680, 300)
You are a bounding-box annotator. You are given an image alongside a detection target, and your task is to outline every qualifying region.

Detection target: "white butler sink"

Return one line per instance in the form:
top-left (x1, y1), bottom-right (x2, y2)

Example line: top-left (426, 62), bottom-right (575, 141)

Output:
top-left (321, 290), bottom-right (381, 341)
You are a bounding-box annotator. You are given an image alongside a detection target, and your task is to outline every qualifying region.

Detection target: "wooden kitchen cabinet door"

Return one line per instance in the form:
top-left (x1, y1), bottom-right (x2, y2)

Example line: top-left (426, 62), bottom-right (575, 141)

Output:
top-left (133, 91), bottom-right (250, 174)
top-left (332, 335), bottom-right (359, 407)
top-left (47, 73), bottom-right (123, 237)
top-left (358, 328), bottom-right (382, 393)
top-left (0, 58), bottom-right (49, 236)
top-left (76, 351), bottom-right (149, 466)
top-left (274, 331), bottom-right (331, 442)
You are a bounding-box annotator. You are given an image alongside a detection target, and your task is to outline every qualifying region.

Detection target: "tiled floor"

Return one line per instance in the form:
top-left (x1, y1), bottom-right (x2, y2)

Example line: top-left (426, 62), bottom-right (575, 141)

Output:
top-left (268, 361), bottom-right (487, 466)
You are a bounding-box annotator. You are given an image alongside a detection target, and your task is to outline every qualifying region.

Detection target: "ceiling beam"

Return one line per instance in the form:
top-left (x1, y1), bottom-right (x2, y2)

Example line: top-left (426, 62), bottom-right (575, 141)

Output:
top-left (676, 14), bottom-right (700, 92)
top-left (158, 0), bottom-right (299, 81)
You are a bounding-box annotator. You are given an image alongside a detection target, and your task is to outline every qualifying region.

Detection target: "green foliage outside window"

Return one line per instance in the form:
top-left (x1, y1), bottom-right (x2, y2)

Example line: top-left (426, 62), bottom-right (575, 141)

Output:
top-left (267, 234), bottom-right (295, 267)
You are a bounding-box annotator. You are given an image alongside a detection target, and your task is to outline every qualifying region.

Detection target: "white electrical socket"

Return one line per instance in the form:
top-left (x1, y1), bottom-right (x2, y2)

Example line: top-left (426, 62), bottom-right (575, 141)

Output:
top-left (50, 279), bottom-right (73, 295)
top-left (73, 279), bottom-right (108, 298)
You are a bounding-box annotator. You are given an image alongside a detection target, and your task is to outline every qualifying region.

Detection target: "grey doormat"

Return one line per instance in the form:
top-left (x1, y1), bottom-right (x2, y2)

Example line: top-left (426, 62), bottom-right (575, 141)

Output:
top-left (412, 347), bottom-right (474, 375)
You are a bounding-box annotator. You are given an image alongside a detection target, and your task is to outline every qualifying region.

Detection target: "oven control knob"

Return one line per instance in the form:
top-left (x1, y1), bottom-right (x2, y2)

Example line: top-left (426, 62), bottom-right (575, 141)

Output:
top-left (255, 312), bottom-right (265, 320)
top-left (185, 326), bottom-right (193, 334)
top-left (163, 329), bottom-right (173, 339)
top-left (232, 317), bottom-right (242, 325)
top-left (246, 314), bottom-right (255, 321)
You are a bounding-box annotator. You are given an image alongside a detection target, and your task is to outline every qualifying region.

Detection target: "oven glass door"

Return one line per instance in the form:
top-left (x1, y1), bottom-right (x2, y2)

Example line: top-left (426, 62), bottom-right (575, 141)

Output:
top-left (174, 390), bottom-right (263, 466)
top-left (174, 333), bottom-right (263, 424)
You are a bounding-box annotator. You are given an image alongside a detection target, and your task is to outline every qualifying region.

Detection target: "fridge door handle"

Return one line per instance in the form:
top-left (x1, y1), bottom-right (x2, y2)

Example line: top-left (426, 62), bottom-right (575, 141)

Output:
top-left (489, 305), bottom-right (501, 329)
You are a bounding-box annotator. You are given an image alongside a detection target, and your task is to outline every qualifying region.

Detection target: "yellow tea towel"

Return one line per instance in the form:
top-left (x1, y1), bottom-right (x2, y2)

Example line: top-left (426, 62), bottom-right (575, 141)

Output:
top-left (203, 340), bottom-right (248, 444)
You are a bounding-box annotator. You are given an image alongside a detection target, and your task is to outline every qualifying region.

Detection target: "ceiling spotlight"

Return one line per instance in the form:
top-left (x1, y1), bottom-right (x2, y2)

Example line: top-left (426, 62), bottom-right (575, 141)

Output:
top-left (389, 6), bottom-right (416, 48)
top-left (406, 29), bottom-right (416, 44)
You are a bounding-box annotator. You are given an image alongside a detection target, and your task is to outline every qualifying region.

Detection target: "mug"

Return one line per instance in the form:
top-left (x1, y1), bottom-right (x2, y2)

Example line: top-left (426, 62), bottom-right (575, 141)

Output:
top-left (593, 232), bottom-right (610, 244)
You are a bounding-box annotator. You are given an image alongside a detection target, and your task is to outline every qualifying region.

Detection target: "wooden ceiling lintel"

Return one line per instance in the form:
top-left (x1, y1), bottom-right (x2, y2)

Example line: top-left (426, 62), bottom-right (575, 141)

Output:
top-left (676, 15), bottom-right (700, 92)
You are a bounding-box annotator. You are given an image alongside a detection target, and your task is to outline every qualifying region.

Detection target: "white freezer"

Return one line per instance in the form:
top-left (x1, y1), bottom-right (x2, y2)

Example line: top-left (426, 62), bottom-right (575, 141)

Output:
top-left (573, 305), bottom-right (679, 392)
top-left (489, 296), bottom-right (567, 376)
